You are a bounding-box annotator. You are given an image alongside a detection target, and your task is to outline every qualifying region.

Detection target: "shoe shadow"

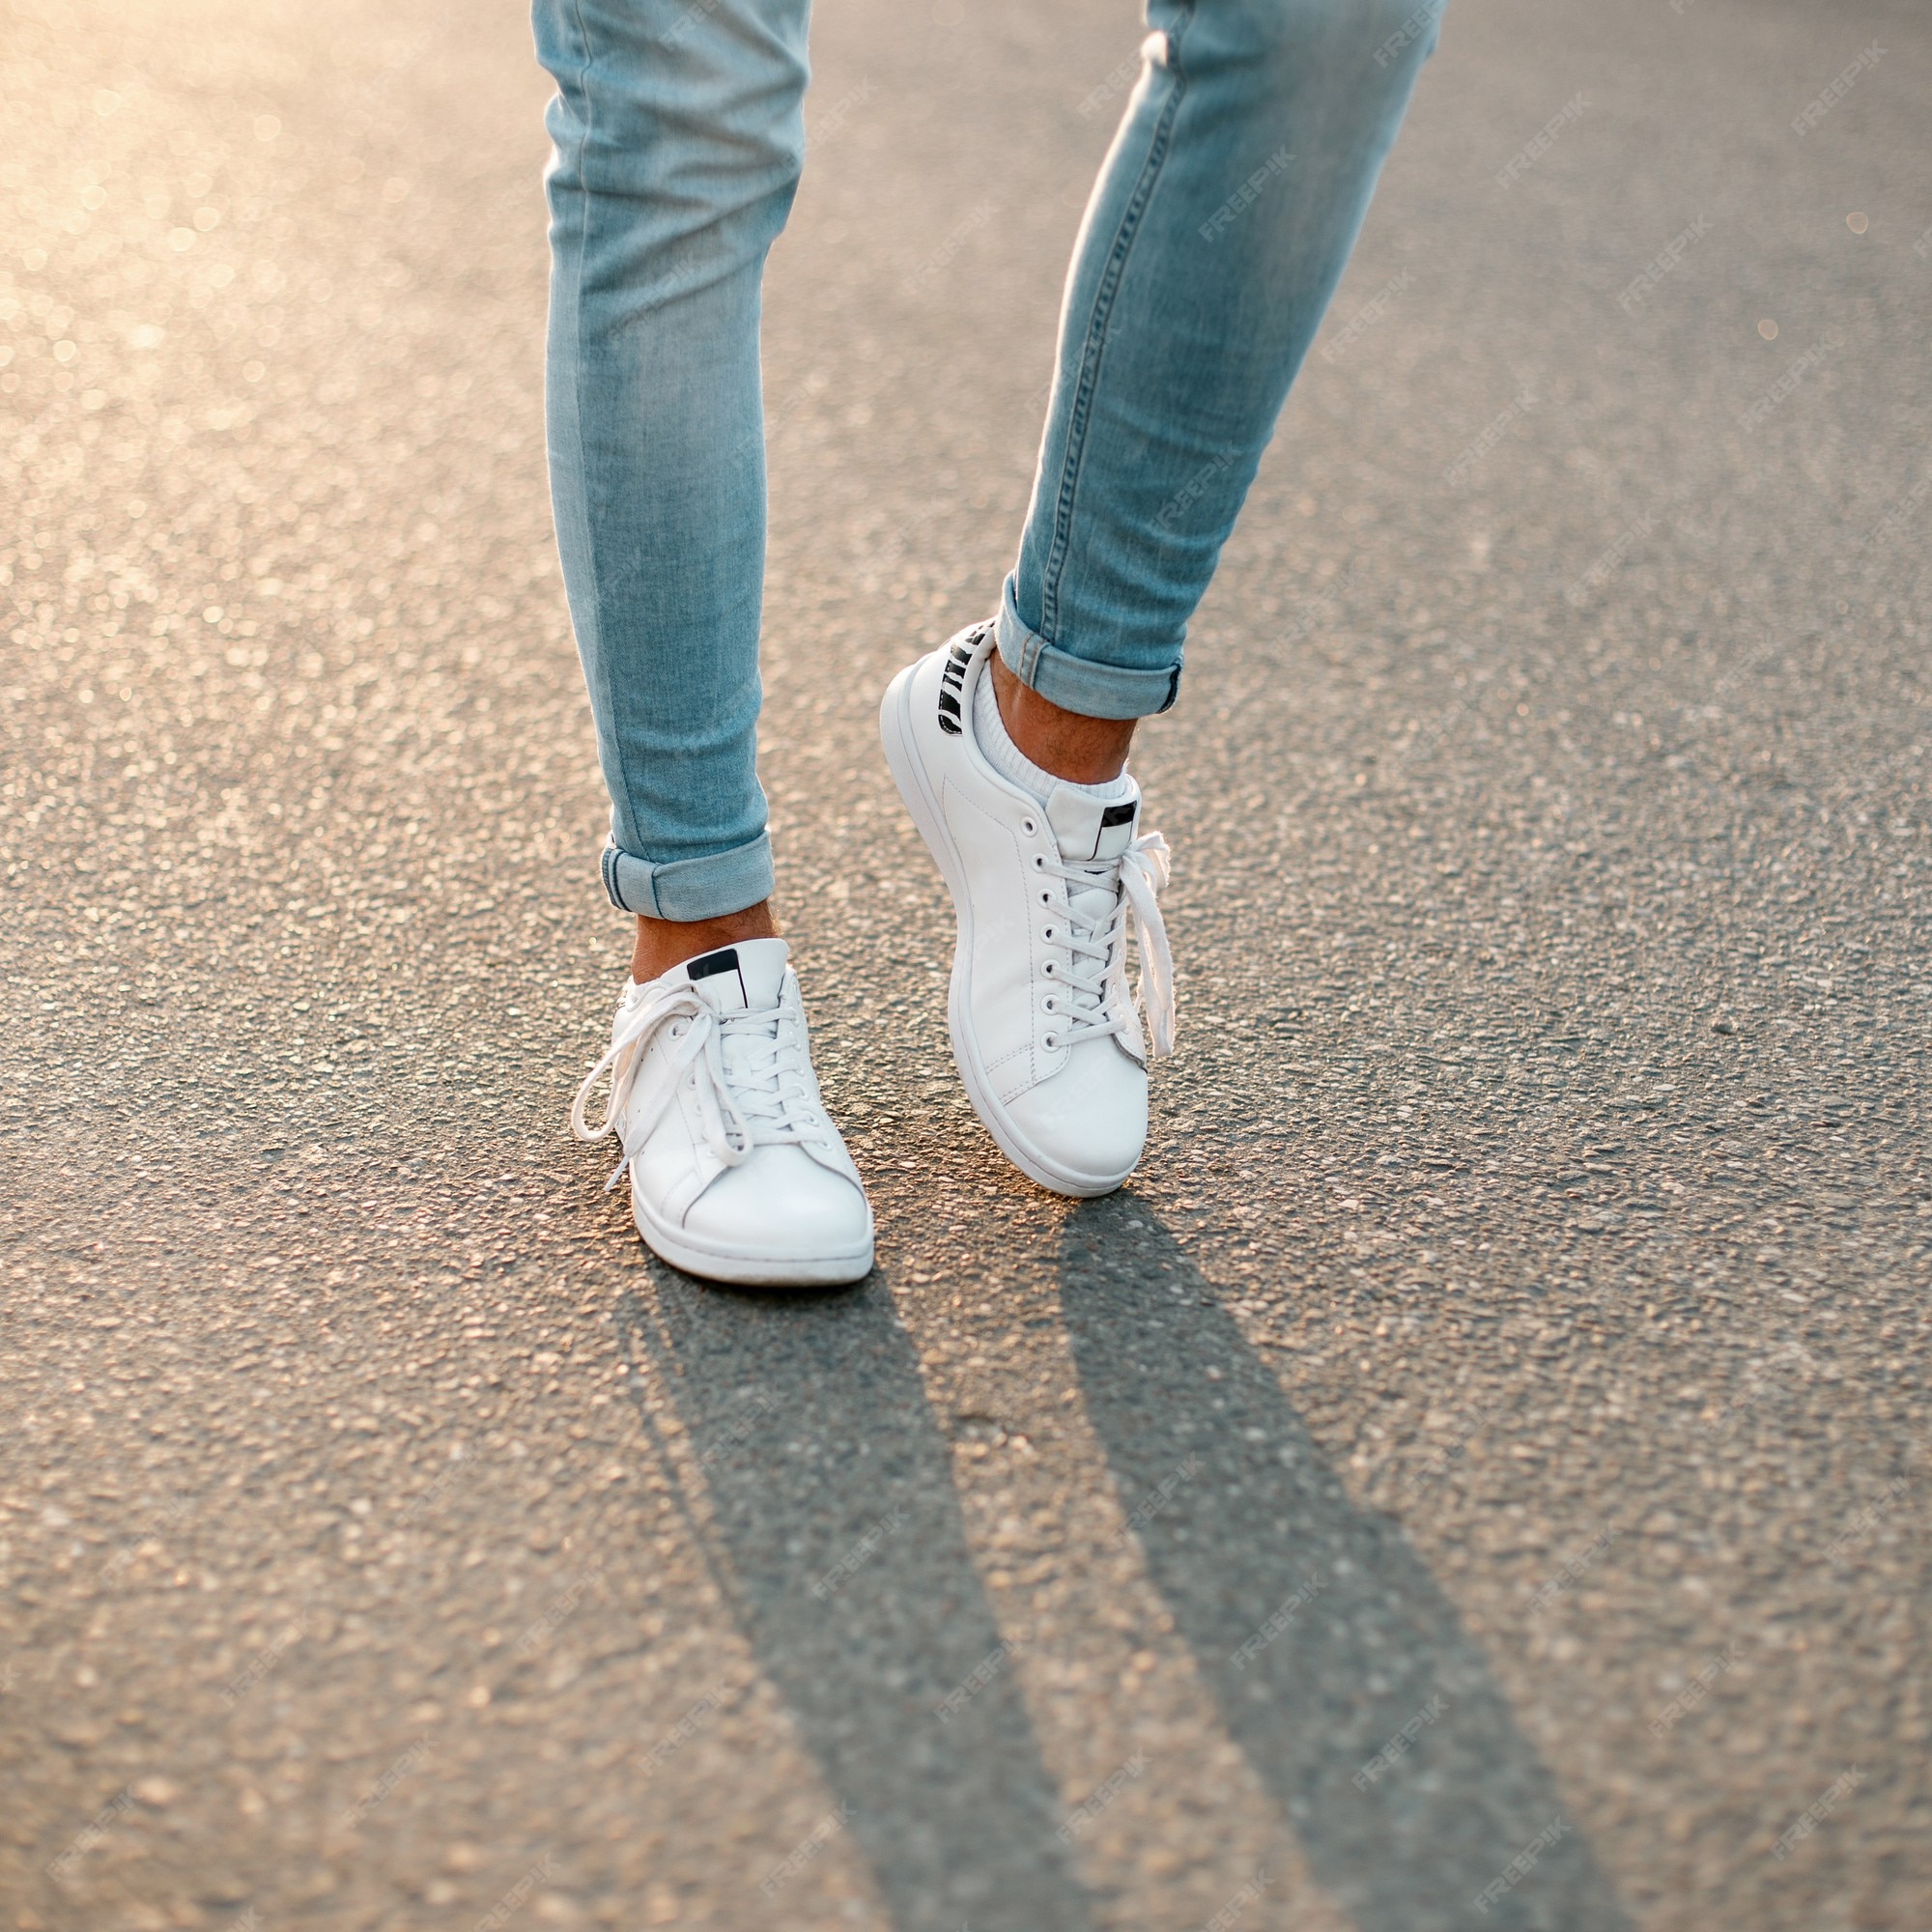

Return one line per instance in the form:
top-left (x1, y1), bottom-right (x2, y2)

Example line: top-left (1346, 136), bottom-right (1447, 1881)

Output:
top-left (613, 1274), bottom-right (1095, 1932)
top-left (1059, 1194), bottom-right (1630, 1932)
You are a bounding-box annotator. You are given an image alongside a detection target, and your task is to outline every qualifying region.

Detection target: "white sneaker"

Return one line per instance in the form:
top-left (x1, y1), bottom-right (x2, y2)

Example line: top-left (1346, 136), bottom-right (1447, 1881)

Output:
top-left (570, 938), bottom-right (873, 1287)
top-left (879, 622), bottom-right (1176, 1197)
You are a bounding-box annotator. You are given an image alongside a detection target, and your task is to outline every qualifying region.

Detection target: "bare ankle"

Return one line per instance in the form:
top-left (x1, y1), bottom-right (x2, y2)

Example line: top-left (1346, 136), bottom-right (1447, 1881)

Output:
top-left (630, 901), bottom-right (779, 984)
top-left (989, 652), bottom-right (1136, 784)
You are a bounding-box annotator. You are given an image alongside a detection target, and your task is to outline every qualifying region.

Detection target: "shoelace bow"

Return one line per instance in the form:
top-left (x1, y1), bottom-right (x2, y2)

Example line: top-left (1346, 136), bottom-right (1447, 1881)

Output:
top-left (569, 981), bottom-right (826, 1191)
top-left (1046, 829), bottom-right (1176, 1059)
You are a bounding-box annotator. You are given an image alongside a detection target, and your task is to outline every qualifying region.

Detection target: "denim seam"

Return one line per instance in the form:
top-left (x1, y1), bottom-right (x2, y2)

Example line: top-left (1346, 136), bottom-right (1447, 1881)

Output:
top-left (601, 840), bottom-right (625, 912)
top-left (1037, 8), bottom-right (1197, 649)
top-left (560, 0), bottom-right (645, 866)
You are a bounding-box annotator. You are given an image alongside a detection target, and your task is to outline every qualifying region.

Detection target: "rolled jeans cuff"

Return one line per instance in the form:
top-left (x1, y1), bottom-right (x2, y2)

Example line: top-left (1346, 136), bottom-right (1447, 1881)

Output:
top-left (601, 831), bottom-right (774, 922)
top-left (996, 574), bottom-right (1181, 721)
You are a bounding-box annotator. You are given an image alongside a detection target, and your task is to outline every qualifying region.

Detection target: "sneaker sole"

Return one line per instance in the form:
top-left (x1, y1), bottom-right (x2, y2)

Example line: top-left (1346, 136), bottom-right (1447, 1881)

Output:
top-left (632, 1190), bottom-right (874, 1289)
top-left (880, 656), bottom-right (1135, 1199)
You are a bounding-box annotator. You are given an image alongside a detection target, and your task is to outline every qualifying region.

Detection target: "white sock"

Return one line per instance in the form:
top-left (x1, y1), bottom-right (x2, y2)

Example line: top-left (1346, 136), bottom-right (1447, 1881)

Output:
top-left (972, 669), bottom-right (1133, 806)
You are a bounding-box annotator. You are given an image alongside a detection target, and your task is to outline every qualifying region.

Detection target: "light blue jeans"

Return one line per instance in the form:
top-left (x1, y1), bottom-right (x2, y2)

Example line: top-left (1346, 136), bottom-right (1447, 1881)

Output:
top-left (536, 0), bottom-right (1443, 922)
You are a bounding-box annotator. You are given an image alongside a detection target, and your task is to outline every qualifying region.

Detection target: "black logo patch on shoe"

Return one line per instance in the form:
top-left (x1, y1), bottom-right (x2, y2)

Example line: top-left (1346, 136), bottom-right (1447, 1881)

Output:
top-left (686, 947), bottom-right (749, 1011)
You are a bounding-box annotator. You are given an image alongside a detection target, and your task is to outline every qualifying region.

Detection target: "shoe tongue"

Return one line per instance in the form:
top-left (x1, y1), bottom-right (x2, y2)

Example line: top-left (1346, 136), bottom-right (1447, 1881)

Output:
top-left (677, 937), bottom-right (789, 1015)
top-left (1045, 781), bottom-right (1139, 965)
top-left (1044, 780), bottom-right (1140, 863)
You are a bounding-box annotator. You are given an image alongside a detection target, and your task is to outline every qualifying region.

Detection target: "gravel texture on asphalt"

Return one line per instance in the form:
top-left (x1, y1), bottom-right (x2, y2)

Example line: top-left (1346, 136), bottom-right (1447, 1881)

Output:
top-left (2, 0), bottom-right (1927, 1926)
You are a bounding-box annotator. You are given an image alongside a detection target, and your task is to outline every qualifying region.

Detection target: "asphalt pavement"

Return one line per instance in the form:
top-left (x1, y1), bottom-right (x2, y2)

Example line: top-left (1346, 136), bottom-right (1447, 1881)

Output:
top-left (2, 0), bottom-right (1928, 1926)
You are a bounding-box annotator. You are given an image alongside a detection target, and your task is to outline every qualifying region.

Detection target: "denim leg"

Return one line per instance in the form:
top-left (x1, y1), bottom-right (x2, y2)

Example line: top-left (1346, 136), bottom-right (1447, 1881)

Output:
top-left (999, 0), bottom-right (1445, 720)
top-left (535, 0), bottom-right (811, 921)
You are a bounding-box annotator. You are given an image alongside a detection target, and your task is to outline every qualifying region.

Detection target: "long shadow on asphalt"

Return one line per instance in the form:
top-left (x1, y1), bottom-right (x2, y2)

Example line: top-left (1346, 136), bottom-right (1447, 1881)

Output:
top-left (1059, 1192), bottom-right (1630, 1932)
top-left (614, 1277), bottom-right (1094, 1932)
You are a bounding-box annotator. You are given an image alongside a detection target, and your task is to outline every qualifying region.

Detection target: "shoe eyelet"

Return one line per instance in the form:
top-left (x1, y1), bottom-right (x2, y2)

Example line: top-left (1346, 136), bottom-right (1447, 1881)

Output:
top-left (1038, 890), bottom-right (1051, 904)
top-left (1031, 854), bottom-right (1045, 871)
top-left (1042, 1032), bottom-right (1059, 1051)
top-left (1041, 924), bottom-right (1055, 942)
top-left (1041, 960), bottom-right (1056, 977)
top-left (1021, 816), bottom-right (1037, 835)
top-left (1042, 994), bottom-right (1057, 1013)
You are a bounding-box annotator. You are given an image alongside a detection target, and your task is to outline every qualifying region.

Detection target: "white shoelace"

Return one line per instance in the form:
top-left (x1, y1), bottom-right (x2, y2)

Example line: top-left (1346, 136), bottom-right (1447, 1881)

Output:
top-left (1042, 830), bottom-right (1176, 1059)
top-left (569, 980), bottom-right (828, 1191)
